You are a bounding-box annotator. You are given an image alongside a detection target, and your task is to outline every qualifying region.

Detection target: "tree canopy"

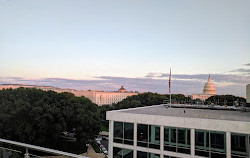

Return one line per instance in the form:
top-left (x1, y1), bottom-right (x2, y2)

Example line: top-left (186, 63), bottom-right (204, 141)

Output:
top-left (0, 88), bottom-right (100, 153)
top-left (99, 92), bottom-right (191, 123)
top-left (205, 95), bottom-right (246, 106)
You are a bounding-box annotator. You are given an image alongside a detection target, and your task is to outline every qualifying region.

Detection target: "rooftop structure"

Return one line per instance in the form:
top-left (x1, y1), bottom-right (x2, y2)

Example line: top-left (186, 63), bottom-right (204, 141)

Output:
top-left (107, 104), bottom-right (250, 158)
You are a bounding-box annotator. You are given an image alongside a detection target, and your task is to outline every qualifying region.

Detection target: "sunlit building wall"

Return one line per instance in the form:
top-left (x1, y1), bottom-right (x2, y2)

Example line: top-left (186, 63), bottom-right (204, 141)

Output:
top-left (72, 86), bottom-right (138, 106)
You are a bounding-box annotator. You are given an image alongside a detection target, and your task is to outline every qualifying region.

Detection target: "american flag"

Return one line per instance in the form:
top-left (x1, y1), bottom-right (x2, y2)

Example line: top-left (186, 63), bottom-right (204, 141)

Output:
top-left (169, 68), bottom-right (171, 94)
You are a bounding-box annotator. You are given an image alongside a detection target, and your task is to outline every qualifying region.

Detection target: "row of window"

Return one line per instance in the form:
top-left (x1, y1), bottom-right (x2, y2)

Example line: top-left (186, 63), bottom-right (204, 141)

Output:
top-left (113, 122), bottom-right (250, 158)
top-left (113, 147), bottom-right (178, 158)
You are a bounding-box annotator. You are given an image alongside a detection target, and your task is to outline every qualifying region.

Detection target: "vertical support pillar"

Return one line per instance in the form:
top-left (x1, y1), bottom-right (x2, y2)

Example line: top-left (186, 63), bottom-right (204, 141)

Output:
top-left (108, 120), bottom-right (114, 158)
top-left (160, 125), bottom-right (164, 158)
top-left (134, 123), bottom-right (137, 158)
top-left (191, 129), bottom-right (195, 157)
top-left (226, 132), bottom-right (231, 158)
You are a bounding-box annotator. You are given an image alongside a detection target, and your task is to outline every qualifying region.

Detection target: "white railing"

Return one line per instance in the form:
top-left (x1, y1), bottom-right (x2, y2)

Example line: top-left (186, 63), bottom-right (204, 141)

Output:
top-left (0, 138), bottom-right (88, 158)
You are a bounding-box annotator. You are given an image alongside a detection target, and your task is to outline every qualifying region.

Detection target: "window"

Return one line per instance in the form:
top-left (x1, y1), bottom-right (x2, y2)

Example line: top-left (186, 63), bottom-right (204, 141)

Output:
top-left (114, 122), bottom-right (123, 143)
top-left (124, 123), bottom-right (134, 145)
top-left (164, 127), bottom-right (190, 154)
top-left (195, 130), bottom-right (226, 158)
top-left (164, 156), bottom-right (179, 158)
top-left (113, 147), bottom-right (133, 158)
top-left (137, 151), bottom-right (159, 158)
top-left (114, 121), bottom-right (134, 145)
top-left (137, 124), bottom-right (160, 149)
top-left (231, 133), bottom-right (248, 158)
top-left (137, 124), bottom-right (148, 147)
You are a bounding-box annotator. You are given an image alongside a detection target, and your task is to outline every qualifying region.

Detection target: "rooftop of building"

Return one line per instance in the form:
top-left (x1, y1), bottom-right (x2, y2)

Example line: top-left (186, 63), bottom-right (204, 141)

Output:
top-left (112, 104), bottom-right (250, 122)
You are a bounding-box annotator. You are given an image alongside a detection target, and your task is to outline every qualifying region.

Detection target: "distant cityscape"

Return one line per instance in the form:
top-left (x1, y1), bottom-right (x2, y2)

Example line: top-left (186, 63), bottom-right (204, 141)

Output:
top-left (0, 75), bottom-right (219, 106)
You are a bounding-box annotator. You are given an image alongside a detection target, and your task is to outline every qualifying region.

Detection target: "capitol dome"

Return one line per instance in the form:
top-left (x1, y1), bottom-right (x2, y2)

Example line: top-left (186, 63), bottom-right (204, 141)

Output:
top-left (203, 75), bottom-right (216, 95)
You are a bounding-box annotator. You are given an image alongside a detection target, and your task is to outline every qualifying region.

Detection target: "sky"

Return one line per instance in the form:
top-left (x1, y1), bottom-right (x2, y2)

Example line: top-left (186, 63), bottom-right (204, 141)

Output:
top-left (0, 0), bottom-right (249, 96)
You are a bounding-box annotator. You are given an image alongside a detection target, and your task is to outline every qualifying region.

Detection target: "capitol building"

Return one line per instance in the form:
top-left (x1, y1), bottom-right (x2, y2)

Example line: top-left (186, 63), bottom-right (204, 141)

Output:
top-left (191, 75), bottom-right (216, 101)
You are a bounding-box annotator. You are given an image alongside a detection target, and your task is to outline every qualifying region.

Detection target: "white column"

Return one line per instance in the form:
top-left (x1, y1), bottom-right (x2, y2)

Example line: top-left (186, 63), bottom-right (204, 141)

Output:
top-left (226, 132), bottom-right (231, 158)
top-left (134, 123), bottom-right (137, 158)
top-left (191, 129), bottom-right (195, 157)
top-left (108, 120), bottom-right (114, 158)
top-left (160, 126), bottom-right (164, 158)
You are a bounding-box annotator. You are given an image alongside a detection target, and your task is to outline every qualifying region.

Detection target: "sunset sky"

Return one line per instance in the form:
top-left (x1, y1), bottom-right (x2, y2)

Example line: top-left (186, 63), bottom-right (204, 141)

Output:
top-left (0, 0), bottom-right (249, 96)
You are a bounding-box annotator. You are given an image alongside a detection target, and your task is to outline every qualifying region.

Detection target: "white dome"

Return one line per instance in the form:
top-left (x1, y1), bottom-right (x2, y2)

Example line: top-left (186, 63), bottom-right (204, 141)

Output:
top-left (203, 75), bottom-right (216, 95)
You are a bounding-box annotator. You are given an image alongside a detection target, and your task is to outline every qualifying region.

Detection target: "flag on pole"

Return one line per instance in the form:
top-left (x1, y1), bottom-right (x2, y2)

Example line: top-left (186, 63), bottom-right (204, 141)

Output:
top-left (169, 68), bottom-right (171, 94)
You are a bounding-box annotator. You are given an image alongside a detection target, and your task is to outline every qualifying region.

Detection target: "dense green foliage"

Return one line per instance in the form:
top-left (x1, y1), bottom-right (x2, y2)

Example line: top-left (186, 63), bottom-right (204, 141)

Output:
top-left (0, 88), bottom-right (101, 153)
top-left (205, 95), bottom-right (246, 106)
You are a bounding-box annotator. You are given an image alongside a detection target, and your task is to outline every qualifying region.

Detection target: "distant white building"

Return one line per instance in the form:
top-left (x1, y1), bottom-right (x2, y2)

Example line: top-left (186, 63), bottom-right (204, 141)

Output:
top-left (191, 75), bottom-right (216, 101)
top-left (73, 86), bottom-right (139, 106)
top-left (0, 84), bottom-right (138, 106)
top-left (107, 104), bottom-right (250, 158)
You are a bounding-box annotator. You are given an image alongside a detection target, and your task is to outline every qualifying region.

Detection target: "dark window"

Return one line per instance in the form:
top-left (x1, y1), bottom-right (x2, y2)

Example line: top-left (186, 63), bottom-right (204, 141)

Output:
top-left (196, 131), bottom-right (205, 146)
top-left (137, 151), bottom-right (160, 158)
top-left (114, 122), bottom-right (133, 145)
top-left (231, 133), bottom-right (248, 157)
top-left (114, 122), bottom-right (123, 138)
top-left (164, 156), bottom-right (178, 158)
top-left (149, 125), bottom-right (160, 149)
top-left (137, 151), bottom-right (147, 158)
top-left (113, 147), bottom-right (122, 158)
top-left (164, 128), bottom-right (169, 142)
top-left (124, 122), bottom-right (134, 145)
top-left (178, 129), bottom-right (185, 144)
top-left (137, 124), bottom-right (160, 149)
top-left (195, 130), bottom-right (226, 158)
top-left (137, 124), bottom-right (148, 142)
top-left (114, 147), bottom-right (133, 158)
top-left (164, 127), bottom-right (190, 154)
top-left (124, 123), bottom-right (133, 140)
top-left (171, 129), bottom-right (176, 143)
top-left (148, 153), bottom-right (160, 158)
top-left (210, 132), bottom-right (225, 150)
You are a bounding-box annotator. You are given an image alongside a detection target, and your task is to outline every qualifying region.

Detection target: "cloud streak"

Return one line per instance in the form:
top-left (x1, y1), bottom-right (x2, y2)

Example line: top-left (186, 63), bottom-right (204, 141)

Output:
top-left (0, 73), bottom-right (249, 97)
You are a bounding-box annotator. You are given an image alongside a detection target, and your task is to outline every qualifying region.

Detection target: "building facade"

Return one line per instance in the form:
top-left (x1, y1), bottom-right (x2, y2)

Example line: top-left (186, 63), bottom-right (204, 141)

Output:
top-left (191, 75), bottom-right (216, 101)
top-left (107, 104), bottom-right (250, 158)
top-left (73, 86), bottom-right (138, 106)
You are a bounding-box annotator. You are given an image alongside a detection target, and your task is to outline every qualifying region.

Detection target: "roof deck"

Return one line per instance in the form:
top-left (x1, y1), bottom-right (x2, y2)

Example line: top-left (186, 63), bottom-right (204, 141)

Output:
top-left (112, 104), bottom-right (250, 122)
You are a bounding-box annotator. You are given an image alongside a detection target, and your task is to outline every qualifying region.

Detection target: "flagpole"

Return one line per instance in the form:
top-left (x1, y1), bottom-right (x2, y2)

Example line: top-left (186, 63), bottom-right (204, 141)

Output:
top-left (169, 68), bottom-right (171, 106)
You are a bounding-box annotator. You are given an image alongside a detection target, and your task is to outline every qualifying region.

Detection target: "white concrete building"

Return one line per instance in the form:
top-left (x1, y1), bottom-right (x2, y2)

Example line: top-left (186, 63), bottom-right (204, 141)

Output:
top-left (107, 104), bottom-right (250, 158)
top-left (191, 75), bottom-right (216, 101)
